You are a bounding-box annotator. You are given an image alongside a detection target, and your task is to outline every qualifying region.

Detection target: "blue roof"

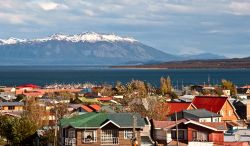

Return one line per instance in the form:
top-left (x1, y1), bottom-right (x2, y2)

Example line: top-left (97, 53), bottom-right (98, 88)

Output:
top-left (0, 102), bottom-right (24, 106)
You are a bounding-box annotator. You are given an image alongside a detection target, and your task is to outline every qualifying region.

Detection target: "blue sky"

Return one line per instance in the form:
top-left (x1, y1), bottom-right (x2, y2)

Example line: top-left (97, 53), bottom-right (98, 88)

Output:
top-left (1, 0), bottom-right (250, 58)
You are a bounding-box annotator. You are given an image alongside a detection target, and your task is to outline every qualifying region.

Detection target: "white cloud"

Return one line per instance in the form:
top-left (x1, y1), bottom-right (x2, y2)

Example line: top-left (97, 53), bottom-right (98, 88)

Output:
top-left (38, 2), bottom-right (60, 11)
top-left (229, 2), bottom-right (250, 15)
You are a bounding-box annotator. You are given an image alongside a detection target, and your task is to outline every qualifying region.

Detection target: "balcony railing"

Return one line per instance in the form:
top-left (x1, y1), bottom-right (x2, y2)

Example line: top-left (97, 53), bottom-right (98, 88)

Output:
top-left (64, 138), bottom-right (76, 146)
top-left (82, 137), bottom-right (97, 143)
top-left (101, 137), bottom-right (119, 145)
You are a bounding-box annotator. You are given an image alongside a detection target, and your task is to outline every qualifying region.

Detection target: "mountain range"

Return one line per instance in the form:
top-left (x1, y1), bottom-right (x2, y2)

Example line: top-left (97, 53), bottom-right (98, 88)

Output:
top-left (0, 32), bottom-right (225, 65)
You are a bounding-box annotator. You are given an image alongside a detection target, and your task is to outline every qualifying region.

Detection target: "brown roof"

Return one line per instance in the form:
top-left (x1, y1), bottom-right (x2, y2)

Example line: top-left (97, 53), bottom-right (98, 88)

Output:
top-left (153, 119), bottom-right (227, 131)
top-left (201, 122), bottom-right (227, 131)
top-left (153, 119), bottom-right (188, 129)
top-left (226, 121), bottom-right (242, 127)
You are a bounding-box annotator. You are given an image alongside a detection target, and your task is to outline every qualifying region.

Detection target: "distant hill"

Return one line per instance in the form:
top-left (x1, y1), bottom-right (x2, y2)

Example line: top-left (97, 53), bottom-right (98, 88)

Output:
top-left (113, 57), bottom-right (250, 69)
top-left (180, 53), bottom-right (226, 60)
top-left (0, 32), bottom-right (178, 65)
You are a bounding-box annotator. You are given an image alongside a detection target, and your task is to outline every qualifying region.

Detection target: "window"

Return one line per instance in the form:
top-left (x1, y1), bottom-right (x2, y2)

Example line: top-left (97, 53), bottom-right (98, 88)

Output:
top-left (171, 131), bottom-right (176, 139)
top-left (124, 130), bottom-right (133, 139)
top-left (192, 131), bottom-right (197, 141)
top-left (8, 106), bottom-right (14, 110)
top-left (228, 110), bottom-right (231, 116)
top-left (171, 130), bottom-right (185, 140)
top-left (101, 130), bottom-right (119, 145)
top-left (178, 131), bottom-right (184, 139)
top-left (68, 129), bottom-right (75, 138)
top-left (82, 130), bottom-right (97, 143)
top-left (221, 111), bottom-right (224, 116)
top-left (193, 131), bottom-right (208, 141)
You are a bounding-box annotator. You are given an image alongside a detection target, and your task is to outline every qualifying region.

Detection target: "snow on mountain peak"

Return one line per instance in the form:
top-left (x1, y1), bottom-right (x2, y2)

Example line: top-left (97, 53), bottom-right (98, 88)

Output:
top-left (0, 32), bottom-right (137, 45)
top-left (0, 37), bottom-right (27, 45)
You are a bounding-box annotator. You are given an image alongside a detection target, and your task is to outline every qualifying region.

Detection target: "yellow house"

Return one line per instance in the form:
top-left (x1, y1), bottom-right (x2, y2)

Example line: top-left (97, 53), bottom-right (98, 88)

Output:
top-left (0, 102), bottom-right (24, 112)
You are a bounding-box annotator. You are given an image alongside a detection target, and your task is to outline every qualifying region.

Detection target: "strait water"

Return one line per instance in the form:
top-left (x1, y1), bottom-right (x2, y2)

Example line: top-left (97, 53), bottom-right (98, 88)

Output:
top-left (0, 66), bottom-right (250, 87)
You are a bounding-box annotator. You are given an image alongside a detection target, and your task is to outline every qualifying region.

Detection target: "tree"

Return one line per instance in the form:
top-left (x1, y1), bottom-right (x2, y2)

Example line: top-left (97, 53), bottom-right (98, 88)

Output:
top-left (24, 97), bottom-right (49, 127)
top-left (100, 85), bottom-right (114, 96)
top-left (128, 96), bottom-right (169, 120)
top-left (115, 81), bottom-right (126, 95)
top-left (160, 76), bottom-right (172, 95)
top-left (221, 79), bottom-right (237, 95)
top-left (14, 94), bottom-right (26, 102)
top-left (125, 80), bottom-right (148, 98)
top-left (0, 115), bottom-right (37, 145)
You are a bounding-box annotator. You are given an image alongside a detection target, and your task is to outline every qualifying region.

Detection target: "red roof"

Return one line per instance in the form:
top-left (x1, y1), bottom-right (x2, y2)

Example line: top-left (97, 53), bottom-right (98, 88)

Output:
top-left (97, 97), bottom-right (113, 101)
top-left (16, 84), bottom-right (40, 89)
top-left (81, 105), bottom-right (93, 112)
top-left (192, 96), bottom-right (228, 113)
top-left (241, 85), bottom-right (250, 89)
top-left (167, 102), bottom-right (194, 116)
top-left (89, 104), bottom-right (101, 111)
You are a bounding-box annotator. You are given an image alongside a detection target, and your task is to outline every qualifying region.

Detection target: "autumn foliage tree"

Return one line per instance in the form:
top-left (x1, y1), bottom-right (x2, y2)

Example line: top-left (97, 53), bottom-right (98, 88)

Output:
top-left (160, 76), bottom-right (172, 95)
top-left (128, 97), bottom-right (169, 120)
top-left (221, 79), bottom-right (237, 95)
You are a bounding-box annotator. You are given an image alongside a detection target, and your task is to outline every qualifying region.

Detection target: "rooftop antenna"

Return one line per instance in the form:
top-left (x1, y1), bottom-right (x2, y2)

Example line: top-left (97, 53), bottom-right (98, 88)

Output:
top-left (181, 80), bottom-right (184, 90)
top-left (177, 80), bottom-right (179, 90)
top-left (208, 74), bottom-right (210, 86)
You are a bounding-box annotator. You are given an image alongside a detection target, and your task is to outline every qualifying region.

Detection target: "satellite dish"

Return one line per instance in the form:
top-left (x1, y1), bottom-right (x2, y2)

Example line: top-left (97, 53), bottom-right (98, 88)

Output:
top-left (234, 133), bottom-right (241, 141)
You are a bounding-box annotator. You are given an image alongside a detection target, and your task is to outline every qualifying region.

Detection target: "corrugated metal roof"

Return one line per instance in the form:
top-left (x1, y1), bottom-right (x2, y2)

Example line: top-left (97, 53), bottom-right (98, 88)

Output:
top-left (192, 96), bottom-right (228, 113)
top-left (60, 112), bottom-right (145, 128)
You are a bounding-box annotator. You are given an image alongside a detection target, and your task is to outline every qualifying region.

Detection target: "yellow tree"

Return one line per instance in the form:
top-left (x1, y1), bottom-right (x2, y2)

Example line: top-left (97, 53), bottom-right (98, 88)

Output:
top-left (221, 79), bottom-right (237, 95)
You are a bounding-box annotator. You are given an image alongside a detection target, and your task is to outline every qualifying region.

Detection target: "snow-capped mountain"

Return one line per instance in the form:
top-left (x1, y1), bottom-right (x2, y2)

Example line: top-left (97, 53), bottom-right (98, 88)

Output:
top-left (0, 32), bottom-right (137, 45)
top-left (0, 37), bottom-right (27, 45)
top-left (0, 32), bottom-right (177, 65)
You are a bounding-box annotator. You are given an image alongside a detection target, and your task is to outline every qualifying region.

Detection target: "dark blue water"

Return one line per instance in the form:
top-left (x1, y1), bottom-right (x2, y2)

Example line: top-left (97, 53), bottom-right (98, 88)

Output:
top-left (0, 66), bottom-right (249, 87)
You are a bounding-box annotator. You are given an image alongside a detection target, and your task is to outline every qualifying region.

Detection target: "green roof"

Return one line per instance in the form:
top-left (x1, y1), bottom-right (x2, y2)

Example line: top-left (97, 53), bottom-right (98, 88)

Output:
top-left (60, 112), bottom-right (146, 129)
top-left (183, 109), bottom-right (221, 118)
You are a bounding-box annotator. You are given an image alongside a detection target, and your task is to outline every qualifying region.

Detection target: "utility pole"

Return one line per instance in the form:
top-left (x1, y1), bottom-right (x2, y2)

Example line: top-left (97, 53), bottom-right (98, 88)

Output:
top-left (54, 108), bottom-right (58, 146)
top-left (175, 112), bottom-right (179, 146)
top-left (132, 115), bottom-right (137, 146)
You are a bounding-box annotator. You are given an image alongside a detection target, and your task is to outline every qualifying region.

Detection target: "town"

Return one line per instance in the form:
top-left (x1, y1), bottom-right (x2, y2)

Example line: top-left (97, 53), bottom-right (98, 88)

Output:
top-left (0, 77), bottom-right (250, 146)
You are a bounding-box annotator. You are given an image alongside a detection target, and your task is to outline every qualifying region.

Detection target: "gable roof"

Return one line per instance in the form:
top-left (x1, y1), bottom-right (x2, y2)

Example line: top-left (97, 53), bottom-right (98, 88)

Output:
top-left (182, 109), bottom-right (221, 118)
top-left (81, 105), bottom-right (94, 112)
top-left (153, 119), bottom-right (188, 129)
top-left (184, 120), bottom-right (227, 131)
top-left (192, 96), bottom-right (228, 113)
top-left (153, 119), bottom-right (226, 131)
top-left (60, 112), bottom-right (145, 129)
top-left (89, 104), bottom-right (101, 111)
top-left (167, 102), bottom-right (196, 116)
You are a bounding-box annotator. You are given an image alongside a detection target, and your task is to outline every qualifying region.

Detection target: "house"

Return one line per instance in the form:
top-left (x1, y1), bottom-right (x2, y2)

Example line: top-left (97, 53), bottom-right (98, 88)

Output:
top-left (0, 102), bottom-right (24, 112)
top-left (152, 119), bottom-right (227, 146)
top-left (233, 99), bottom-right (250, 121)
top-left (169, 109), bottom-right (222, 122)
top-left (166, 102), bottom-right (196, 118)
top-left (59, 112), bottom-right (150, 146)
top-left (192, 96), bottom-right (240, 121)
top-left (0, 92), bottom-right (16, 101)
top-left (15, 84), bottom-right (41, 94)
